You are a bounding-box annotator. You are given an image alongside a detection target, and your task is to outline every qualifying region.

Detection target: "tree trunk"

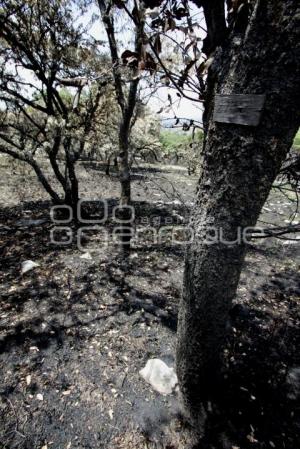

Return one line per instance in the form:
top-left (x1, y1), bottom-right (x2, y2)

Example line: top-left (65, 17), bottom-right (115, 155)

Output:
top-left (118, 130), bottom-right (132, 253)
top-left (65, 153), bottom-right (79, 219)
top-left (30, 159), bottom-right (62, 204)
top-left (119, 151), bottom-right (131, 205)
top-left (176, 0), bottom-right (300, 425)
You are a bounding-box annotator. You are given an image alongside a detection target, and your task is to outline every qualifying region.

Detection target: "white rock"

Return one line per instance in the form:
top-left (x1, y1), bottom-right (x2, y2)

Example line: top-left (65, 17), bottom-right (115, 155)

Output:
top-left (129, 252), bottom-right (138, 259)
top-left (139, 358), bottom-right (178, 395)
top-left (21, 260), bottom-right (40, 274)
top-left (79, 252), bottom-right (92, 260)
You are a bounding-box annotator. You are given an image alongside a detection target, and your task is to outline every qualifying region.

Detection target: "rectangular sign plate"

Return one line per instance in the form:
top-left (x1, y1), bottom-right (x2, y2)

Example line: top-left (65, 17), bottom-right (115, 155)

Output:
top-left (213, 94), bottom-right (266, 126)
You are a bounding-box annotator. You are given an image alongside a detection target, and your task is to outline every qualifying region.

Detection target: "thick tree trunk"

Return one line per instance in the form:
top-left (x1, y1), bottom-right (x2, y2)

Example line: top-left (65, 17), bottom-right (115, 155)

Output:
top-left (176, 0), bottom-right (300, 424)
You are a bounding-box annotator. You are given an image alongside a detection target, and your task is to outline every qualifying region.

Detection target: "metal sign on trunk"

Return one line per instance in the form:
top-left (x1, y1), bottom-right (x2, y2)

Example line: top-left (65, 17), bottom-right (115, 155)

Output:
top-left (213, 94), bottom-right (266, 126)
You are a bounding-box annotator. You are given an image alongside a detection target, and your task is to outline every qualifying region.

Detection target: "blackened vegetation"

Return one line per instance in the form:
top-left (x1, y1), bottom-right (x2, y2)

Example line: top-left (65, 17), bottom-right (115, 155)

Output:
top-left (0, 191), bottom-right (299, 448)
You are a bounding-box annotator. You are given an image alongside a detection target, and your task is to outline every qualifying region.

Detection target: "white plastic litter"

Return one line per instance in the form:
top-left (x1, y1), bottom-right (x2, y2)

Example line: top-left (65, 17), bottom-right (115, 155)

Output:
top-left (21, 260), bottom-right (40, 274)
top-left (139, 358), bottom-right (178, 395)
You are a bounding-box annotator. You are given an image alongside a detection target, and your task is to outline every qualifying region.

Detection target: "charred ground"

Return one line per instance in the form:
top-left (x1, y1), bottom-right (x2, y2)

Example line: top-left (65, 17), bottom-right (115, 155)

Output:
top-left (0, 159), bottom-right (299, 449)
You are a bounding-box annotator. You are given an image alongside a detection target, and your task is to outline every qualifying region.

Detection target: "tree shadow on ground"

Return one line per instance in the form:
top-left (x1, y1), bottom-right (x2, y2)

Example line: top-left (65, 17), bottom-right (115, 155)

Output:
top-left (199, 266), bottom-right (300, 449)
top-left (1, 199), bottom-right (299, 449)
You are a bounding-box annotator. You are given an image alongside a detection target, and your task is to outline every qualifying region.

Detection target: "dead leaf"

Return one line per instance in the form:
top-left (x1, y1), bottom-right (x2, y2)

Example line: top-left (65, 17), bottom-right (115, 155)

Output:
top-left (62, 390), bottom-right (71, 396)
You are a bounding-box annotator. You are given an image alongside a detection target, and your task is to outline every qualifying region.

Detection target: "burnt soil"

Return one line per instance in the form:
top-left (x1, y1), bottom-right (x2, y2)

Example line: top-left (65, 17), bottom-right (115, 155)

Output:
top-left (0, 159), bottom-right (299, 449)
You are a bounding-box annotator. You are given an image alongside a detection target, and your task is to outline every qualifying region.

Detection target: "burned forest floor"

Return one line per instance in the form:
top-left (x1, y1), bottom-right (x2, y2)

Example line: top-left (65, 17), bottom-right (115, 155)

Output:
top-left (0, 157), bottom-right (299, 449)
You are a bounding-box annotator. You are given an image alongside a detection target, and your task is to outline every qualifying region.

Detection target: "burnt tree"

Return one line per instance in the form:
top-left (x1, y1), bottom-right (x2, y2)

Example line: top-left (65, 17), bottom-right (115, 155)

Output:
top-left (176, 0), bottom-right (300, 426)
top-left (97, 0), bottom-right (145, 250)
top-left (0, 0), bottom-right (105, 216)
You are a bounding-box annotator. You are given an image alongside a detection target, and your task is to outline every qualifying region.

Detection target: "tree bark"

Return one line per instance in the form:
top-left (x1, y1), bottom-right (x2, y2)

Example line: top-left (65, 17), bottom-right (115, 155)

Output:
top-left (118, 119), bottom-right (133, 253)
top-left (64, 152), bottom-right (79, 219)
top-left (97, 0), bottom-right (144, 253)
top-left (30, 159), bottom-right (62, 204)
top-left (177, 0), bottom-right (300, 425)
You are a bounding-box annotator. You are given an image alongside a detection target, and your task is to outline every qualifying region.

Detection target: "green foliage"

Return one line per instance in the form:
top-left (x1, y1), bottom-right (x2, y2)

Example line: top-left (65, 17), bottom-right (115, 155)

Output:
top-left (159, 129), bottom-right (203, 154)
top-left (293, 130), bottom-right (300, 151)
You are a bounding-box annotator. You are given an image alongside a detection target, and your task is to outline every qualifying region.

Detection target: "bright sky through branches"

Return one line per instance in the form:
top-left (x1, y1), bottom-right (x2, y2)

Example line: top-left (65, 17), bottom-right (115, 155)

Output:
top-left (78, 2), bottom-right (205, 125)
